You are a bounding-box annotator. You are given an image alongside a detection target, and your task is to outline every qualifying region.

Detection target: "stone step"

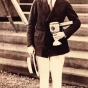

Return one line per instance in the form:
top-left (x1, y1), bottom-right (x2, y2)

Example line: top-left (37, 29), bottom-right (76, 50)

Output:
top-left (0, 22), bottom-right (88, 35)
top-left (19, 3), bottom-right (32, 5)
top-left (0, 43), bottom-right (28, 60)
top-left (24, 12), bottom-right (88, 24)
top-left (68, 36), bottom-right (88, 51)
top-left (0, 42), bottom-right (88, 69)
top-left (0, 55), bottom-right (88, 86)
top-left (69, 0), bottom-right (88, 4)
top-left (19, 3), bottom-right (88, 13)
top-left (63, 67), bottom-right (88, 87)
top-left (0, 21), bottom-right (27, 32)
top-left (20, 3), bottom-right (88, 14)
top-left (0, 57), bottom-right (27, 68)
top-left (77, 13), bottom-right (88, 24)
top-left (21, 4), bottom-right (88, 13)
top-left (65, 50), bottom-right (88, 69)
top-left (0, 57), bottom-right (30, 76)
top-left (0, 30), bottom-right (88, 51)
top-left (0, 30), bottom-right (27, 44)
top-left (64, 24), bottom-right (88, 36)
top-left (65, 13), bottom-right (88, 24)
top-left (74, 24), bottom-right (88, 36)
top-left (1, 56), bottom-right (88, 77)
top-left (72, 4), bottom-right (88, 13)
top-left (19, 0), bottom-right (88, 5)
top-left (19, 0), bottom-right (88, 4)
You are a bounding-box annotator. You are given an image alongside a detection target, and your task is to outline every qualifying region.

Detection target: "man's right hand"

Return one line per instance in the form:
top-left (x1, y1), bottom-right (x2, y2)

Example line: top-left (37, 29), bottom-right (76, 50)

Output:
top-left (28, 45), bottom-right (35, 57)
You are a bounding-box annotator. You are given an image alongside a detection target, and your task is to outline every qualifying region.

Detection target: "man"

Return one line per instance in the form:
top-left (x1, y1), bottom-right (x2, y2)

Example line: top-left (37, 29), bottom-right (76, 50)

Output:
top-left (27, 0), bottom-right (81, 88)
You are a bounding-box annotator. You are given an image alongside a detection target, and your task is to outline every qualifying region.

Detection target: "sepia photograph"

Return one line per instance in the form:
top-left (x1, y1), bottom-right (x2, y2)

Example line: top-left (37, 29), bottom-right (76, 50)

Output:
top-left (0, 0), bottom-right (88, 88)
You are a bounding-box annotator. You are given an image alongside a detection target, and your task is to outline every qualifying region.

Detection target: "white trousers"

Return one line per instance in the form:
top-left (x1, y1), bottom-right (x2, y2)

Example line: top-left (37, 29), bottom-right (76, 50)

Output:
top-left (36, 55), bottom-right (65, 88)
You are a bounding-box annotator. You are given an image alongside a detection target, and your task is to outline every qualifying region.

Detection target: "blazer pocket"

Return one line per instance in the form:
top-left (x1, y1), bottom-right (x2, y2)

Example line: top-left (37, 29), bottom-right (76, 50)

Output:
top-left (34, 30), bottom-right (45, 43)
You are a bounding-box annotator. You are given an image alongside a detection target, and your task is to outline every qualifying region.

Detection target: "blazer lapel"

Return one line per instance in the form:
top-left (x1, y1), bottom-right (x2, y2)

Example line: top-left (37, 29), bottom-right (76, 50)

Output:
top-left (46, 0), bottom-right (63, 21)
top-left (39, 0), bottom-right (51, 17)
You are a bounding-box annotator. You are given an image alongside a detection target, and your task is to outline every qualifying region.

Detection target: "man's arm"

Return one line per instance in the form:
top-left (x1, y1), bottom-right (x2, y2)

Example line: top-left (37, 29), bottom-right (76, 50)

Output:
top-left (64, 0), bottom-right (81, 39)
top-left (27, 0), bottom-right (37, 47)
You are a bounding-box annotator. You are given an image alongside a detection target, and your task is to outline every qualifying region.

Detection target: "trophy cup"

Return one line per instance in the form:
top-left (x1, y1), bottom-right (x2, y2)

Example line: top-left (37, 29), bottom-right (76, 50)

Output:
top-left (49, 22), bottom-right (61, 46)
top-left (49, 21), bottom-right (73, 46)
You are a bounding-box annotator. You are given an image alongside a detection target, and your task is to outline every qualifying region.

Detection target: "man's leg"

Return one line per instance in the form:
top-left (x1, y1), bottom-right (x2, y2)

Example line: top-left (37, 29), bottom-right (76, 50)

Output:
top-left (36, 56), bottom-right (50, 88)
top-left (50, 55), bottom-right (65, 88)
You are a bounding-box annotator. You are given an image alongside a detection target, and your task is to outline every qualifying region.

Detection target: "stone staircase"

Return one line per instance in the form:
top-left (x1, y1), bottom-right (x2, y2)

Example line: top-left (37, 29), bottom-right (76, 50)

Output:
top-left (0, 0), bottom-right (88, 87)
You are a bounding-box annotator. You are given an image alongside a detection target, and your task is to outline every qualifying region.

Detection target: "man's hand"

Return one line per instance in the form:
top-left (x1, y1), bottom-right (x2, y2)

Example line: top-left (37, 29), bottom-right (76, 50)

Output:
top-left (53, 32), bottom-right (66, 40)
top-left (28, 45), bottom-right (35, 57)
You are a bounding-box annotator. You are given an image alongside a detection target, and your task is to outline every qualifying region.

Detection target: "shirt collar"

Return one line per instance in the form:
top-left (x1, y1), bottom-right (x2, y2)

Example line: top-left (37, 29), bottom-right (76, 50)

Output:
top-left (47, 0), bottom-right (56, 7)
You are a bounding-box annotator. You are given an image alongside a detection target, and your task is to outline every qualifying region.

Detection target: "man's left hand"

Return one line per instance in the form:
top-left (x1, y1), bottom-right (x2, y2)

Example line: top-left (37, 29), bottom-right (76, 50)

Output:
top-left (53, 32), bottom-right (66, 40)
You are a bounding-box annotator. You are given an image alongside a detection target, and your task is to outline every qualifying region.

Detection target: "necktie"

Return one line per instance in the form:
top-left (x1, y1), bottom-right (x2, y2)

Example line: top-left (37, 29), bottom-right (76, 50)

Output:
top-left (49, 0), bottom-right (52, 11)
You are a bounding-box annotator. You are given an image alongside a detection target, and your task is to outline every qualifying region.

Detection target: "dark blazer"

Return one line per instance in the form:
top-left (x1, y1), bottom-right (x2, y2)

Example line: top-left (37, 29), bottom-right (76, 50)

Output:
top-left (27, 0), bottom-right (81, 57)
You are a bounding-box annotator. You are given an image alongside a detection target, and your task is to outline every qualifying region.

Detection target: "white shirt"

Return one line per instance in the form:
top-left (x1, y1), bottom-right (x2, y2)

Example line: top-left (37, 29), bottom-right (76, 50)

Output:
top-left (47, 0), bottom-right (56, 8)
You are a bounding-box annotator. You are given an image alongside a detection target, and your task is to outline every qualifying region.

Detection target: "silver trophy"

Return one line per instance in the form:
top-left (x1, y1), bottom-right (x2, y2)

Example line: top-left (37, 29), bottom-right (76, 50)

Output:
top-left (49, 21), bottom-right (73, 46)
top-left (49, 22), bottom-right (61, 46)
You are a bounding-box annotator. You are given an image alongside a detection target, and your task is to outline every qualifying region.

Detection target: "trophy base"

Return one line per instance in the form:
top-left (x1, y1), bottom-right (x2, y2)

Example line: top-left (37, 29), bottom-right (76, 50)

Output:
top-left (53, 40), bottom-right (61, 46)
